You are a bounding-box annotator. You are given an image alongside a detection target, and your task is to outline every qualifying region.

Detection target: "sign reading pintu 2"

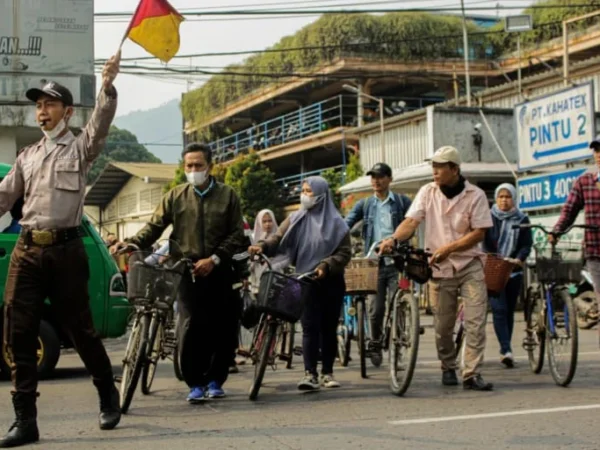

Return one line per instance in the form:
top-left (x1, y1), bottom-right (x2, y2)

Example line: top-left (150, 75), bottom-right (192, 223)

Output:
top-left (517, 167), bottom-right (588, 211)
top-left (516, 82), bottom-right (595, 171)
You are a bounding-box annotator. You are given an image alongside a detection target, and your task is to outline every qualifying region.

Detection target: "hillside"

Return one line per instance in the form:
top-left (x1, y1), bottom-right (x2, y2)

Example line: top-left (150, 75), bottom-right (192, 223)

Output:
top-left (114, 98), bottom-right (183, 163)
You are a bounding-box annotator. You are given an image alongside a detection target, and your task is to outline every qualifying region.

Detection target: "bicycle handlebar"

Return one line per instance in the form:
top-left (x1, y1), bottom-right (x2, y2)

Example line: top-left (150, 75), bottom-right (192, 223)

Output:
top-left (513, 223), bottom-right (600, 237)
top-left (373, 240), bottom-right (432, 258)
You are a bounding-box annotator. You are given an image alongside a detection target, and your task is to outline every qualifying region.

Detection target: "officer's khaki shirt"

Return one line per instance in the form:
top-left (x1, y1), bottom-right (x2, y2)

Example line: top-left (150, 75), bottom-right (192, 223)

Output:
top-left (0, 88), bottom-right (117, 230)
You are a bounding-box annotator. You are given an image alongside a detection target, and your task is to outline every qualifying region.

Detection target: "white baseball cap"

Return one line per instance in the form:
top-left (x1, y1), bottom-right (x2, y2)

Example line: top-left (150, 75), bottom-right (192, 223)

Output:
top-left (426, 146), bottom-right (461, 165)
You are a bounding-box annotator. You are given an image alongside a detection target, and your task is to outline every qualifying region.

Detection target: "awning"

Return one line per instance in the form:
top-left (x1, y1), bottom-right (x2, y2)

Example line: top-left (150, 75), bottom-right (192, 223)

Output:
top-left (339, 162), bottom-right (516, 194)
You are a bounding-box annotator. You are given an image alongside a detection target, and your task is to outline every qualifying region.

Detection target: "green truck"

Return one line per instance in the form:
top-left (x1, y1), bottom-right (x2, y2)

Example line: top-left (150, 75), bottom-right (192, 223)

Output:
top-left (0, 163), bottom-right (131, 378)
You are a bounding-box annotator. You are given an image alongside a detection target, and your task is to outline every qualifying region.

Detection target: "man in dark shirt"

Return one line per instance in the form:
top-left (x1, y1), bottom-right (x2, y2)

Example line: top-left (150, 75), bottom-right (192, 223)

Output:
top-left (112, 143), bottom-right (246, 403)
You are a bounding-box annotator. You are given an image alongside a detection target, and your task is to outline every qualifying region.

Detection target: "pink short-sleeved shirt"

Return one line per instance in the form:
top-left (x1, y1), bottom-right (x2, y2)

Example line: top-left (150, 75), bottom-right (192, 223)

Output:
top-left (406, 180), bottom-right (492, 279)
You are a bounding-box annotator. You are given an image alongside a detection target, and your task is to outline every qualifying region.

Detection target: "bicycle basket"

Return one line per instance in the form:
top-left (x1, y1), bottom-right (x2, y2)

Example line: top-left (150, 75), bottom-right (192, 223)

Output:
top-left (484, 254), bottom-right (515, 296)
top-left (126, 251), bottom-right (186, 307)
top-left (256, 271), bottom-right (312, 323)
top-left (344, 258), bottom-right (378, 294)
top-left (534, 246), bottom-right (583, 284)
top-left (404, 252), bottom-right (432, 284)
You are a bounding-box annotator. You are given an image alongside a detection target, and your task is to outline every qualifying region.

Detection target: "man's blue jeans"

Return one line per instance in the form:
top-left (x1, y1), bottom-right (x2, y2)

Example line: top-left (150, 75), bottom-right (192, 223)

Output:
top-left (489, 273), bottom-right (523, 355)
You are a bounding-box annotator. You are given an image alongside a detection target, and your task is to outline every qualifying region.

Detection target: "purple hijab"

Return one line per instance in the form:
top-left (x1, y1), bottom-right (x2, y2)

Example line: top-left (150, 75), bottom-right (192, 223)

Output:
top-left (279, 176), bottom-right (349, 273)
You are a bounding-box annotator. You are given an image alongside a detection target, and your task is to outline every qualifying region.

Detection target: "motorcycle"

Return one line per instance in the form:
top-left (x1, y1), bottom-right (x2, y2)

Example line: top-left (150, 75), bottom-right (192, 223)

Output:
top-left (571, 268), bottom-right (599, 329)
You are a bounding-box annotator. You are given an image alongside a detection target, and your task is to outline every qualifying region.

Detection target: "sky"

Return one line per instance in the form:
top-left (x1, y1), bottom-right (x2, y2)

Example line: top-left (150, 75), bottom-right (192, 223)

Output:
top-left (94, 0), bottom-right (536, 118)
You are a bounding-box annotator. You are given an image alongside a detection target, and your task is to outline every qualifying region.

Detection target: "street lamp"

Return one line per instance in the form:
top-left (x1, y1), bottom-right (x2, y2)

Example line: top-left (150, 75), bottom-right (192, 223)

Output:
top-left (505, 14), bottom-right (533, 100)
top-left (342, 84), bottom-right (386, 163)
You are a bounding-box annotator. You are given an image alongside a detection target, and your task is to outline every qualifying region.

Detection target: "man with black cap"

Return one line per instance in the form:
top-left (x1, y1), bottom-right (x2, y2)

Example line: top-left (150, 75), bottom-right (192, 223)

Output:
top-left (345, 162), bottom-right (412, 366)
top-left (552, 135), bottom-right (600, 313)
top-left (0, 52), bottom-right (122, 448)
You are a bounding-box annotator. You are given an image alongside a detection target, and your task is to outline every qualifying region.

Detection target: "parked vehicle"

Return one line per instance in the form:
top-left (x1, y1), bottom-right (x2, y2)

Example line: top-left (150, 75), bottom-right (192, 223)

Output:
top-left (571, 268), bottom-right (598, 330)
top-left (0, 163), bottom-right (131, 379)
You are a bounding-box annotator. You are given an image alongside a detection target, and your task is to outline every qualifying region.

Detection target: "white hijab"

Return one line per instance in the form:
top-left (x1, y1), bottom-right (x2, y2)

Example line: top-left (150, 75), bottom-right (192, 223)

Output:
top-left (252, 209), bottom-right (278, 244)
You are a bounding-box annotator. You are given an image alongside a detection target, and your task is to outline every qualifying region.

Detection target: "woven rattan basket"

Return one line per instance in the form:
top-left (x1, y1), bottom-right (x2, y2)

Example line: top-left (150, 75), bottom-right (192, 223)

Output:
top-left (484, 254), bottom-right (515, 296)
top-left (345, 258), bottom-right (378, 294)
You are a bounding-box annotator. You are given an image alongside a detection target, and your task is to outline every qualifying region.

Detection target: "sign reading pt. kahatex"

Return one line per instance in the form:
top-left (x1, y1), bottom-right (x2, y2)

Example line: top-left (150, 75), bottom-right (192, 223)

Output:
top-left (515, 82), bottom-right (596, 171)
top-left (0, 0), bottom-right (93, 104)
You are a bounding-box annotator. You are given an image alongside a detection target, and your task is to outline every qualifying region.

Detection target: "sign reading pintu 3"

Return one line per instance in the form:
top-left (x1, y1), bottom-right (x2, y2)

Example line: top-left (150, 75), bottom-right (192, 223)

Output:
top-left (517, 167), bottom-right (588, 211)
top-left (515, 82), bottom-right (595, 171)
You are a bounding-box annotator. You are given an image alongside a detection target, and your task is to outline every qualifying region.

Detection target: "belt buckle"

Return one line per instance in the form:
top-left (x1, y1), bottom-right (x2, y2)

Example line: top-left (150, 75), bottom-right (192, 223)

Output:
top-left (32, 230), bottom-right (54, 246)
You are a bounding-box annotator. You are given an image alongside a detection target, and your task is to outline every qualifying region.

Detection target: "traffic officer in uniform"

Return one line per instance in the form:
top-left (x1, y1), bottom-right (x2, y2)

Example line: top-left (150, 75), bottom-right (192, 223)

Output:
top-left (0, 52), bottom-right (122, 448)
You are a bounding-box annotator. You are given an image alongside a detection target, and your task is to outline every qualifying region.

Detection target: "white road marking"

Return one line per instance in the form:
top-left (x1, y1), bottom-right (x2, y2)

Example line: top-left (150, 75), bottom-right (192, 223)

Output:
top-left (389, 404), bottom-right (600, 425)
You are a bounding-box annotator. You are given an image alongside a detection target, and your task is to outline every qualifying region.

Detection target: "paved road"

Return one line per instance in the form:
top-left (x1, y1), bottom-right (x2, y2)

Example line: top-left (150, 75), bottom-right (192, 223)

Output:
top-left (1, 316), bottom-right (599, 449)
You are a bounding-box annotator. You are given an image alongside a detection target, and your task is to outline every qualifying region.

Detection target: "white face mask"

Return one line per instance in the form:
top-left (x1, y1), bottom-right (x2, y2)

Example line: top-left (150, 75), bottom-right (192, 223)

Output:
top-left (300, 194), bottom-right (318, 210)
top-left (41, 117), bottom-right (67, 141)
top-left (186, 169), bottom-right (208, 186)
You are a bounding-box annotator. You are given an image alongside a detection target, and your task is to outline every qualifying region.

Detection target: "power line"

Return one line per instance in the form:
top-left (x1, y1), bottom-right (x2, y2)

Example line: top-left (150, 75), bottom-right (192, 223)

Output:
top-left (94, 4), bottom-right (600, 17)
top-left (95, 20), bottom-right (559, 63)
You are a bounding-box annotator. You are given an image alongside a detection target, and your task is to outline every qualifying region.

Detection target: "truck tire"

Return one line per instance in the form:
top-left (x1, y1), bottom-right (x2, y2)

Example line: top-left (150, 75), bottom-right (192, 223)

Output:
top-left (1, 320), bottom-right (61, 379)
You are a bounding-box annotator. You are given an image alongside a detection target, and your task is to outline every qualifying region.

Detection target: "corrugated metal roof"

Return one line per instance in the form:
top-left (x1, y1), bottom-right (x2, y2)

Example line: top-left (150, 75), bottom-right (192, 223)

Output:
top-left (339, 162), bottom-right (516, 194)
top-left (85, 162), bottom-right (179, 208)
top-left (109, 162), bottom-right (179, 181)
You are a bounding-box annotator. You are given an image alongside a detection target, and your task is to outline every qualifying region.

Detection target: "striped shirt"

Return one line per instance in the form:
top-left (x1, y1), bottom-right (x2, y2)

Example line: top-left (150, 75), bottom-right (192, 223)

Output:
top-left (554, 172), bottom-right (600, 260)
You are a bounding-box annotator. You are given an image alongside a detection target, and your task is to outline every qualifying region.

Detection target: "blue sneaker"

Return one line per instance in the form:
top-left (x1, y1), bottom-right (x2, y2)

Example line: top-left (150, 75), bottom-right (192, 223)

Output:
top-left (207, 381), bottom-right (225, 398)
top-left (187, 386), bottom-right (206, 403)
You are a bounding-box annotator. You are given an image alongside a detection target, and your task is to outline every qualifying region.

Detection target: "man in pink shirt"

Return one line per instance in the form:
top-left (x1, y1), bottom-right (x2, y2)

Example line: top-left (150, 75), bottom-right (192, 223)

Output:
top-left (381, 146), bottom-right (493, 391)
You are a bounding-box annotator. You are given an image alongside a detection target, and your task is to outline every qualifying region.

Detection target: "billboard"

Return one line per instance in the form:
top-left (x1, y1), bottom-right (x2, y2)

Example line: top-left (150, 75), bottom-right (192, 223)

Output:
top-left (515, 82), bottom-right (596, 171)
top-left (0, 0), bottom-right (94, 105)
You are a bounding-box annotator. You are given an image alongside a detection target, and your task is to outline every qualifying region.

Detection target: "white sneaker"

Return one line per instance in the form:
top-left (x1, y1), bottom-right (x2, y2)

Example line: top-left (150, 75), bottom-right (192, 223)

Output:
top-left (501, 352), bottom-right (514, 368)
top-left (297, 372), bottom-right (320, 391)
top-left (321, 374), bottom-right (341, 388)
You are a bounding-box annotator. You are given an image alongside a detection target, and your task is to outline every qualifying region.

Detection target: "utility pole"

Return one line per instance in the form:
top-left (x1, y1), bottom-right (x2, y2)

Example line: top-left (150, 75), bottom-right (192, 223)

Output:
top-left (460, 0), bottom-right (471, 106)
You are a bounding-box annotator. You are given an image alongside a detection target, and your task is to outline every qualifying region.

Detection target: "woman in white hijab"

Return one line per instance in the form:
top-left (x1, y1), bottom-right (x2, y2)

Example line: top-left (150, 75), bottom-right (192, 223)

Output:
top-left (249, 210), bottom-right (283, 293)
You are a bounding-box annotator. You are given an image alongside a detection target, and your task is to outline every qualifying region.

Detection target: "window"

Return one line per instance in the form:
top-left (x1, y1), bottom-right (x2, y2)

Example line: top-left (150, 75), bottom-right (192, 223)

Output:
top-left (151, 188), bottom-right (162, 209)
top-left (139, 189), bottom-right (152, 212)
top-left (118, 193), bottom-right (137, 217)
top-left (106, 203), bottom-right (117, 220)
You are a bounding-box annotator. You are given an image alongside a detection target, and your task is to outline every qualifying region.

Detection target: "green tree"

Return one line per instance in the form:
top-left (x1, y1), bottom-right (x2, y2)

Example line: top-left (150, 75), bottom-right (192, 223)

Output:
top-left (225, 152), bottom-right (282, 225)
top-left (88, 126), bottom-right (161, 184)
top-left (322, 153), bottom-right (363, 210)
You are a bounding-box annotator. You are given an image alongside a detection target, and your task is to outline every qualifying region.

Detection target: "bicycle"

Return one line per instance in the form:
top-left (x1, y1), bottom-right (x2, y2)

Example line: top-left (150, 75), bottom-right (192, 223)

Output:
top-left (336, 294), bottom-right (369, 368)
top-left (517, 223), bottom-right (598, 387)
top-left (247, 253), bottom-right (315, 401)
top-left (117, 241), bottom-right (194, 414)
top-left (378, 240), bottom-right (432, 396)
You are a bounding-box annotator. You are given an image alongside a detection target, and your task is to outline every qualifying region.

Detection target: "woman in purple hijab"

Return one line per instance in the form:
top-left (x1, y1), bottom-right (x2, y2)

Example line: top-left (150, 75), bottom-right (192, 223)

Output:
top-left (249, 176), bottom-right (352, 390)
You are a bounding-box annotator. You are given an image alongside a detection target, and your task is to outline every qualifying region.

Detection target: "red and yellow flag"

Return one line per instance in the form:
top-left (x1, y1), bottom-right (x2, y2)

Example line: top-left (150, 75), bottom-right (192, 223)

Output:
top-left (125, 0), bottom-right (184, 63)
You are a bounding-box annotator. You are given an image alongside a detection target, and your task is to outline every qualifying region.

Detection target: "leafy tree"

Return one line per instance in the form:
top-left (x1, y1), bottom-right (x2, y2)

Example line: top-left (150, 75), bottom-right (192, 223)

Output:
top-left (488, 0), bottom-right (600, 53)
top-left (88, 126), bottom-right (161, 184)
top-left (225, 152), bottom-right (282, 224)
top-left (322, 153), bottom-right (363, 210)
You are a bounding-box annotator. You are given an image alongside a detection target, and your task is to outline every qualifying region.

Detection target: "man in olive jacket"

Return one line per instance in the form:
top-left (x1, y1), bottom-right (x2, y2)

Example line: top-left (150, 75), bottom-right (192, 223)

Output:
top-left (113, 143), bottom-right (246, 402)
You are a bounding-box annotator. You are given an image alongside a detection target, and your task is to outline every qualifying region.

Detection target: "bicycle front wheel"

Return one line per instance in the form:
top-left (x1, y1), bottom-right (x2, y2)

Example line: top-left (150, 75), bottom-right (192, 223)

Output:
top-left (547, 287), bottom-right (578, 387)
top-left (141, 315), bottom-right (164, 395)
top-left (249, 321), bottom-right (278, 401)
top-left (389, 291), bottom-right (420, 396)
top-left (120, 312), bottom-right (150, 414)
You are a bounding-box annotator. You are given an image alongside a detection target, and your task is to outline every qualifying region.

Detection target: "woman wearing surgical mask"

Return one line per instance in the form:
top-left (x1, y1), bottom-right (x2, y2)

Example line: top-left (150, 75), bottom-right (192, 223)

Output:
top-left (483, 183), bottom-right (533, 368)
top-left (248, 177), bottom-right (352, 390)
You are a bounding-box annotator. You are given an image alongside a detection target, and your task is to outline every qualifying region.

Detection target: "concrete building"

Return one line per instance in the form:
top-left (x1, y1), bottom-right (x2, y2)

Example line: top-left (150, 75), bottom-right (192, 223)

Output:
top-left (0, 0), bottom-right (95, 163)
top-left (85, 162), bottom-right (178, 240)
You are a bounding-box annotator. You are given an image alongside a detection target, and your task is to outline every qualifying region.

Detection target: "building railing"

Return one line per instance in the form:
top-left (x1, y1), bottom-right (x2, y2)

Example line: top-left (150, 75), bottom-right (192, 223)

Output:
top-left (276, 165), bottom-right (344, 204)
top-left (208, 94), bottom-right (441, 163)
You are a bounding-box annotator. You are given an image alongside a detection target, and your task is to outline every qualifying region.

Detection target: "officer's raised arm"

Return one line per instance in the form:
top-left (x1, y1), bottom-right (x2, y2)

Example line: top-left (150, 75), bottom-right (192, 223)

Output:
top-left (75, 51), bottom-right (121, 162)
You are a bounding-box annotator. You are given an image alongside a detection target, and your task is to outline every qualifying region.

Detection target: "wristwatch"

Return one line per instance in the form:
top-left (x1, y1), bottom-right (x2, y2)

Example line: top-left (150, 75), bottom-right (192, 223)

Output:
top-left (210, 254), bottom-right (221, 266)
